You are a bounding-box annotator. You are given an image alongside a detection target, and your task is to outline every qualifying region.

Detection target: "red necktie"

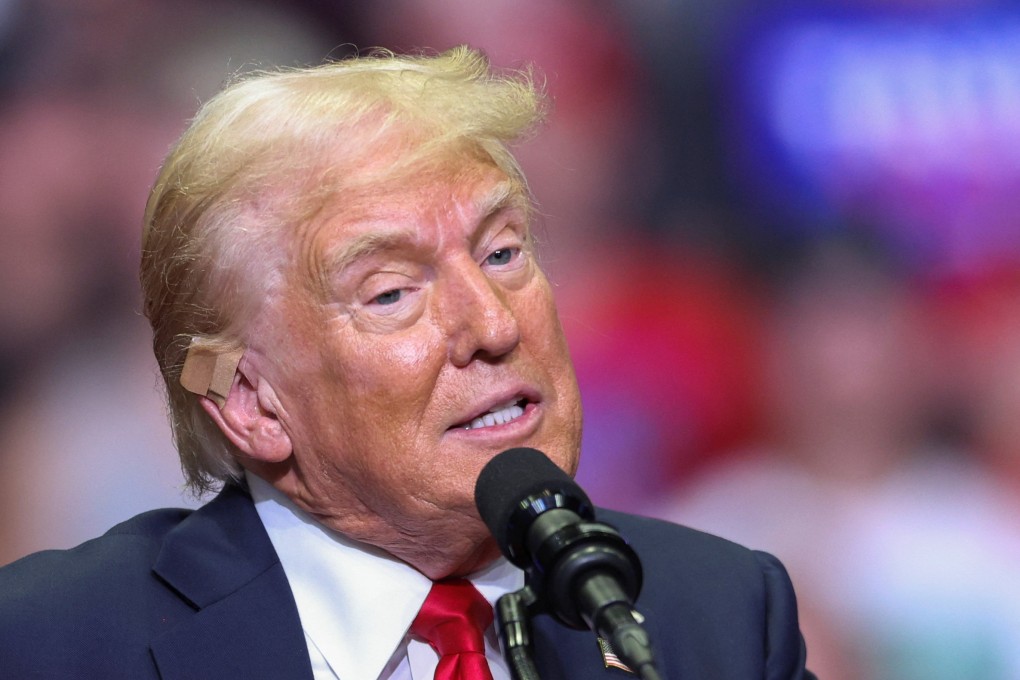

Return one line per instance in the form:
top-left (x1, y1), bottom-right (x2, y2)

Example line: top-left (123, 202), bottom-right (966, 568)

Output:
top-left (411, 579), bottom-right (495, 680)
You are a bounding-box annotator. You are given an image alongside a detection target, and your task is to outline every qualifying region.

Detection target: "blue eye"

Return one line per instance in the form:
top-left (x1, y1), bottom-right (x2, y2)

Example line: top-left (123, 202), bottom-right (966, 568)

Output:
top-left (486, 248), bottom-right (516, 266)
top-left (374, 289), bottom-right (404, 305)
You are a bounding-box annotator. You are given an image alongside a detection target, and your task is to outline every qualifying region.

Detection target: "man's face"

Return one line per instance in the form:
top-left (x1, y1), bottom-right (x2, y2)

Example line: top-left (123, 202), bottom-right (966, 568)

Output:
top-left (246, 154), bottom-right (582, 577)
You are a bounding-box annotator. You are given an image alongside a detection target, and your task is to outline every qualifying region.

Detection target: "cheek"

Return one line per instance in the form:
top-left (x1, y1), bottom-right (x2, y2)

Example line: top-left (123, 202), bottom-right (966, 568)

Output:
top-left (518, 284), bottom-right (583, 445)
top-left (380, 333), bottom-right (436, 375)
top-left (317, 329), bottom-right (444, 433)
top-left (520, 283), bottom-right (576, 375)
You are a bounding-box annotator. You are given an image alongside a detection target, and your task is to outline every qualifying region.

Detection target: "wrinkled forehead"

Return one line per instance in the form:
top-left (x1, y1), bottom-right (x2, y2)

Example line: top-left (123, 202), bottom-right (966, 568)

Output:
top-left (272, 143), bottom-right (530, 292)
top-left (319, 148), bottom-right (522, 225)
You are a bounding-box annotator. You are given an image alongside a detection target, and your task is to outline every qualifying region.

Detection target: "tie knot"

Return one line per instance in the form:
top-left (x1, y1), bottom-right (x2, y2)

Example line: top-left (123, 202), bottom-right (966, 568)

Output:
top-left (412, 579), bottom-right (494, 657)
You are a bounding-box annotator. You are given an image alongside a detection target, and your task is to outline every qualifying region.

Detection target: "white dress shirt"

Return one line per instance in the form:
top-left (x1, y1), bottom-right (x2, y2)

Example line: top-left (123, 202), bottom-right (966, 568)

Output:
top-left (247, 473), bottom-right (523, 679)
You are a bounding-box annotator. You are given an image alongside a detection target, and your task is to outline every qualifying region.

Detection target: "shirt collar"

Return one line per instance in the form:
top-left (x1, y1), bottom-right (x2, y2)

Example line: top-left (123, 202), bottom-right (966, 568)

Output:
top-left (246, 473), bottom-right (523, 679)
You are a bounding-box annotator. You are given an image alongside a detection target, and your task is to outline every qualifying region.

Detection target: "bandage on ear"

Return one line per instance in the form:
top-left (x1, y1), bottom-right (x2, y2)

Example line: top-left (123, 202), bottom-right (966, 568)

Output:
top-left (180, 342), bottom-right (244, 408)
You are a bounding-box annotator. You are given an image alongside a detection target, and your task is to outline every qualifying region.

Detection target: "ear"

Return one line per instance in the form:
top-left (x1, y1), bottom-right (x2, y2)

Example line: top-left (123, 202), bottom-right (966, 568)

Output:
top-left (199, 364), bottom-right (293, 464)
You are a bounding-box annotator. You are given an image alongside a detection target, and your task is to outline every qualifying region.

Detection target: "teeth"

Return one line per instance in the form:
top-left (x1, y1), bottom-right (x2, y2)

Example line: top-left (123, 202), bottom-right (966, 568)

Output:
top-left (465, 399), bottom-right (525, 430)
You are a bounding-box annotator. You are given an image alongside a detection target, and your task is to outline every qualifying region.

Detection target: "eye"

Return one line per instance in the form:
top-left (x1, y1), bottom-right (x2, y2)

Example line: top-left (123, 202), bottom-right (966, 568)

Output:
top-left (373, 289), bottom-right (404, 306)
top-left (485, 247), bottom-right (519, 267)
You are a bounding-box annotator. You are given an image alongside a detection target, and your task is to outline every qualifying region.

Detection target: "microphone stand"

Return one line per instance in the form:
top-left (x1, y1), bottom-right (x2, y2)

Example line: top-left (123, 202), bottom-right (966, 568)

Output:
top-left (496, 585), bottom-right (542, 680)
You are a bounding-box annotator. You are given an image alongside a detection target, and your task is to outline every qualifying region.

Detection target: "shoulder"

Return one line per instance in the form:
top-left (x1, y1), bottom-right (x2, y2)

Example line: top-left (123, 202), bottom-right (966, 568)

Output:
top-left (598, 507), bottom-right (768, 573)
top-left (596, 509), bottom-right (812, 679)
top-left (0, 506), bottom-right (192, 595)
top-left (0, 506), bottom-right (197, 671)
top-left (0, 485), bottom-right (302, 679)
top-left (599, 507), bottom-right (794, 605)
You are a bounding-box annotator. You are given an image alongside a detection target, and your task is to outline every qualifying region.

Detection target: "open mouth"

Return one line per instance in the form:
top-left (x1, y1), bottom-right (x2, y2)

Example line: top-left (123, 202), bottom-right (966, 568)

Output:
top-left (455, 397), bottom-right (529, 430)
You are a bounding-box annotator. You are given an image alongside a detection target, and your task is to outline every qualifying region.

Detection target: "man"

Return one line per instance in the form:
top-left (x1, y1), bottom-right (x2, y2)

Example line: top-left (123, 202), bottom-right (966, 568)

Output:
top-left (0, 47), bottom-right (814, 679)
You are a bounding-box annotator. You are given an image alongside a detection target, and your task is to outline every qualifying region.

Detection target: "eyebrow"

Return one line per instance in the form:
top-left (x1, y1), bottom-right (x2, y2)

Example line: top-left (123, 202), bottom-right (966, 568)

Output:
top-left (321, 231), bottom-right (409, 278)
top-left (308, 229), bottom-right (407, 299)
top-left (475, 179), bottom-right (529, 223)
top-left (316, 179), bottom-right (529, 283)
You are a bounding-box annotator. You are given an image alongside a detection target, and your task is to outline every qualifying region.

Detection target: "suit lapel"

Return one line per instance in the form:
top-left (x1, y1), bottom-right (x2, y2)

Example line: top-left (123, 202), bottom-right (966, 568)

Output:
top-left (149, 485), bottom-right (313, 680)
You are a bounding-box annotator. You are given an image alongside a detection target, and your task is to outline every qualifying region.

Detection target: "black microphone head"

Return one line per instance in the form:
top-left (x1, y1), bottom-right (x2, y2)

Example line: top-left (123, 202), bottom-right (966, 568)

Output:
top-left (474, 447), bottom-right (593, 566)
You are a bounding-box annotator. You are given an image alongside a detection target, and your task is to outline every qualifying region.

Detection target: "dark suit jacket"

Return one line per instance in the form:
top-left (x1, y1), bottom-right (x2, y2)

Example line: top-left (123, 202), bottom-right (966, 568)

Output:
top-left (0, 485), bottom-right (814, 679)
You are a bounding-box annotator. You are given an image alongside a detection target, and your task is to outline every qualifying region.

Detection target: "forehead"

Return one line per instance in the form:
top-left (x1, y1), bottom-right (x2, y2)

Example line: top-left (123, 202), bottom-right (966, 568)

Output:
top-left (298, 157), bottom-right (527, 278)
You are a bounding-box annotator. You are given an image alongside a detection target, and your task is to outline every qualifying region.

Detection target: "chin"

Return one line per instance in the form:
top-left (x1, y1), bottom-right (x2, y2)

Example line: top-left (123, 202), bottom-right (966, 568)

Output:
top-left (441, 539), bottom-right (503, 579)
top-left (413, 531), bottom-right (501, 580)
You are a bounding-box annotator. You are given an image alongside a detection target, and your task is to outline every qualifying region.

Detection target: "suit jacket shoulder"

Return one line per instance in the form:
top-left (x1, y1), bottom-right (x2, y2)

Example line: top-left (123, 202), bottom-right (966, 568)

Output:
top-left (0, 485), bottom-right (312, 680)
top-left (529, 509), bottom-right (815, 680)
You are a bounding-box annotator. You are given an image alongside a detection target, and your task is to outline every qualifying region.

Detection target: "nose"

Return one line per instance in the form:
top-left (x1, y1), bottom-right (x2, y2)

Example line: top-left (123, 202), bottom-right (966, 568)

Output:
top-left (441, 261), bottom-right (521, 367)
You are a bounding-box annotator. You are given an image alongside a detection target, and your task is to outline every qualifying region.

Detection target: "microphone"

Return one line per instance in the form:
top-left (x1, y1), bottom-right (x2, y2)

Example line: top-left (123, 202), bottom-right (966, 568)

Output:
top-left (475, 448), bottom-right (661, 680)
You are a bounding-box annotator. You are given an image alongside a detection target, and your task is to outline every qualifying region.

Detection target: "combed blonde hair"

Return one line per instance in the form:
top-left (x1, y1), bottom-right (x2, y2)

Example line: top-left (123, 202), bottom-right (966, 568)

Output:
top-left (140, 46), bottom-right (545, 495)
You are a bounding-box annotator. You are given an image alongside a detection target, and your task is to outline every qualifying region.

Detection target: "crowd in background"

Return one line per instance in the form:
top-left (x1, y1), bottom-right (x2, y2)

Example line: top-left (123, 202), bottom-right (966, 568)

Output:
top-left (1, 1), bottom-right (1019, 679)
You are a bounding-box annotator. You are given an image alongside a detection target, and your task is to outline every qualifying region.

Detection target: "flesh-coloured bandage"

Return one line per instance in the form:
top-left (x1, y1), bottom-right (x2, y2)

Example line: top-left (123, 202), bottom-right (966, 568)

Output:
top-left (180, 342), bottom-right (244, 408)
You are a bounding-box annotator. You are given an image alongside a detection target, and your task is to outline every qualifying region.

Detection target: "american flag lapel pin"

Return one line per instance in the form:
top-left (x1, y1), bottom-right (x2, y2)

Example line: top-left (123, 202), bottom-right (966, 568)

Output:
top-left (597, 637), bottom-right (635, 673)
top-left (596, 610), bottom-right (645, 673)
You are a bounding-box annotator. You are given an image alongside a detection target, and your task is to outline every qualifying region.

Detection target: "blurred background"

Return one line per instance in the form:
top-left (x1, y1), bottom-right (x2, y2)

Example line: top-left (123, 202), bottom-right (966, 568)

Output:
top-left (2, 0), bottom-right (1019, 677)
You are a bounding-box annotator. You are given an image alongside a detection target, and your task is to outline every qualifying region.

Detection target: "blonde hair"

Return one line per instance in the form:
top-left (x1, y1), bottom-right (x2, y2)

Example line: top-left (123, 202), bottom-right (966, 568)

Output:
top-left (140, 46), bottom-right (545, 495)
